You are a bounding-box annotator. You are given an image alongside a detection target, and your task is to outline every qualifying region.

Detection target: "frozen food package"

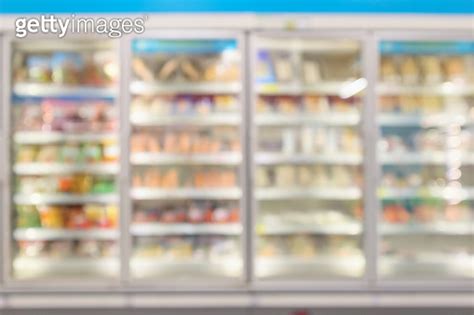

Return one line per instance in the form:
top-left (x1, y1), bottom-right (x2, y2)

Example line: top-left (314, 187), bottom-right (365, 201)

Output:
top-left (51, 52), bottom-right (83, 85)
top-left (297, 166), bottom-right (313, 187)
top-left (256, 51), bottom-right (275, 83)
top-left (27, 55), bottom-right (52, 83)
top-left (302, 59), bottom-right (321, 84)
top-left (444, 57), bottom-right (465, 81)
top-left (277, 97), bottom-right (298, 113)
top-left (301, 127), bottom-right (314, 154)
top-left (133, 57), bottom-right (155, 82)
top-left (420, 56), bottom-right (443, 84)
top-left (400, 56), bottom-right (420, 84)
top-left (256, 168), bottom-right (271, 187)
top-left (275, 166), bottom-right (296, 187)
top-left (399, 96), bottom-right (419, 113)
top-left (273, 54), bottom-right (294, 82)
top-left (282, 128), bottom-right (296, 154)
top-left (380, 57), bottom-right (399, 83)
top-left (180, 58), bottom-right (202, 81)
top-left (304, 95), bottom-right (330, 113)
top-left (420, 96), bottom-right (443, 114)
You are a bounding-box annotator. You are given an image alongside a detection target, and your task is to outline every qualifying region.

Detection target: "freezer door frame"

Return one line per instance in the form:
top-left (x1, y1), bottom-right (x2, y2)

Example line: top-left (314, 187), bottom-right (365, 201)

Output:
top-left (0, 31), bottom-right (5, 290)
top-left (373, 30), bottom-right (474, 290)
top-left (248, 30), bottom-right (375, 290)
top-left (2, 33), bottom-right (123, 290)
top-left (124, 29), bottom-right (249, 289)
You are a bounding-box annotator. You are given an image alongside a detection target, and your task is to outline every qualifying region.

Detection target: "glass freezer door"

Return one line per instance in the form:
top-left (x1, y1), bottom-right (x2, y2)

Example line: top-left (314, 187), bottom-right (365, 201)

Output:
top-left (252, 35), bottom-right (366, 280)
top-left (129, 36), bottom-right (243, 281)
top-left (377, 40), bottom-right (474, 280)
top-left (8, 39), bottom-right (120, 281)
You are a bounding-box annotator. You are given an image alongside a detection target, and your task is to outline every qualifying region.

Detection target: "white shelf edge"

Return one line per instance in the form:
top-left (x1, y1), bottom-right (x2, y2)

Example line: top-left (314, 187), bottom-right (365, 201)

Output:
top-left (256, 187), bottom-right (362, 200)
top-left (13, 163), bottom-right (119, 175)
top-left (130, 81), bottom-right (241, 95)
top-left (255, 153), bottom-right (362, 165)
top-left (130, 152), bottom-right (241, 165)
top-left (131, 188), bottom-right (242, 200)
top-left (255, 113), bottom-right (360, 126)
top-left (130, 223), bottom-right (242, 236)
top-left (381, 222), bottom-right (474, 235)
top-left (377, 83), bottom-right (474, 96)
top-left (130, 113), bottom-right (240, 126)
top-left (14, 193), bottom-right (119, 205)
top-left (13, 83), bottom-right (116, 98)
top-left (257, 222), bottom-right (362, 235)
top-left (13, 228), bottom-right (119, 241)
top-left (14, 132), bottom-right (117, 144)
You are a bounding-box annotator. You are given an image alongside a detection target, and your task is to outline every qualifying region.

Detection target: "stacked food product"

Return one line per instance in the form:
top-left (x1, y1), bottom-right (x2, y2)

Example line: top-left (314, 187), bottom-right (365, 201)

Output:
top-left (257, 95), bottom-right (360, 114)
top-left (16, 142), bottom-right (118, 164)
top-left (17, 240), bottom-right (118, 259)
top-left (377, 41), bottom-right (474, 279)
top-left (11, 40), bottom-right (119, 280)
top-left (131, 129), bottom-right (240, 154)
top-left (132, 52), bottom-right (239, 83)
top-left (380, 54), bottom-right (472, 85)
top-left (13, 50), bottom-right (117, 86)
top-left (258, 236), bottom-right (362, 259)
top-left (17, 204), bottom-right (118, 229)
top-left (14, 99), bottom-right (117, 132)
top-left (131, 95), bottom-right (238, 115)
top-left (256, 165), bottom-right (361, 188)
top-left (133, 236), bottom-right (240, 265)
top-left (133, 203), bottom-right (239, 224)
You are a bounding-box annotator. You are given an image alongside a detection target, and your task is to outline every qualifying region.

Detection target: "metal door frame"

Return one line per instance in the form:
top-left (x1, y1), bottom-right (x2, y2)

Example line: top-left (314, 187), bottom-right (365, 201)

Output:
top-left (248, 29), bottom-right (374, 291)
top-left (122, 29), bottom-right (250, 290)
top-left (372, 30), bottom-right (474, 291)
top-left (1, 33), bottom-right (123, 291)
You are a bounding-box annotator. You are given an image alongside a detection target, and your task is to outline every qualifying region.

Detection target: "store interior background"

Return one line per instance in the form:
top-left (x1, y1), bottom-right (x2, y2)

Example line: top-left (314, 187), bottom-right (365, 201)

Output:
top-left (0, 1), bottom-right (473, 315)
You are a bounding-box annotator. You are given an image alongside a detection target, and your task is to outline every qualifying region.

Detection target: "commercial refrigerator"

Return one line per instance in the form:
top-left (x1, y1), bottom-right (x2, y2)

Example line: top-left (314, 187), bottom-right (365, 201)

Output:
top-left (125, 31), bottom-right (246, 282)
top-left (375, 33), bottom-right (474, 285)
top-left (250, 32), bottom-right (368, 281)
top-left (2, 37), bottom-right (120, 284)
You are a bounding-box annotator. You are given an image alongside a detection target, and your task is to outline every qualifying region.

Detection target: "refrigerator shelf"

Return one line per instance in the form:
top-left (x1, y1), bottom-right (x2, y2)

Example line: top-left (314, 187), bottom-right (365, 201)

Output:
top-left (255, 39), bottom-right (359, 53)
top-left (14, 131), bottom-right (117, 145)
top-left (13, 163), bottom-right (119, 175)
top-left (131, 187), bottom-right (242, 200)
top-left (14, 228), bottom-right (119, 241)
top-left (131, 152), bottom-right (241, 166)
top-left (13, 83), bottom-right (116, 98)
top-left (378, 113), bottom-right (473, 127)
top-left (378, 187), bottom-right (474, 200)
top-left (379, 152), bottom-right (474, 165)
top-left (256, 222), bottom-right (362, 235)
top-left (130, 113), bottom-right (240, 126)
top-left (14, 193), bottom-right (119, 205)
top-left (13, 39), bottom-right (113, 52)
top-left (255, 153), bottom-right (362, 165)
top-left (256, 187), bottom-right (362, 200)
top-left (13, 257), bottom-right (119, 279)
top-left (380, 256), bottom-right (474, 279)
top-left (130, 258), bottom-right (242, 278)
top-left (130, 81), bottom-right (241, 95)
top-left (256, 81), bottom-right (364, 96)
top-left (255, 113), bottom-right (360, 126)
top-left (376, 83), bottom-right (474, 96)
top-left (381, 222), bottom-right (474, 235)
top-left (130, 223), bottom-right (242, 236)
top-left (256, 255), bottom-right (365, 278)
